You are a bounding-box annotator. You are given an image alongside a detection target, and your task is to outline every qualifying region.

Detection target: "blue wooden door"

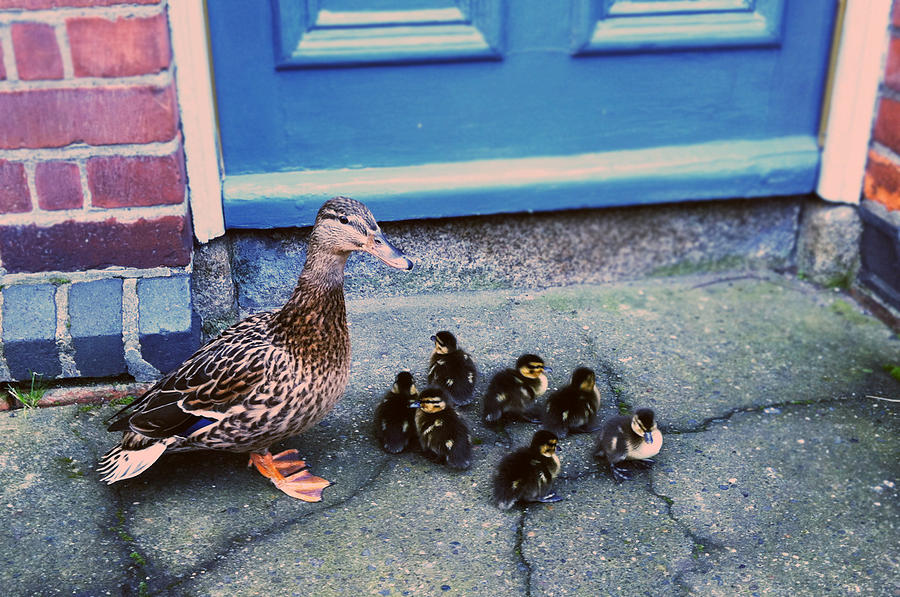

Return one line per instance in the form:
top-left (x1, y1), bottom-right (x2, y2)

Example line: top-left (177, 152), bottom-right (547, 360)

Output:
top-left (208, 0), bottom-right (837, 228)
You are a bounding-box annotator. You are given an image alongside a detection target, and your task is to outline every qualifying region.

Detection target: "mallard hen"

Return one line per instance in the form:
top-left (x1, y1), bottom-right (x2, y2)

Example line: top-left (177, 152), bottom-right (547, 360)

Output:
top-left (99, 197), bottom-right (413, 501)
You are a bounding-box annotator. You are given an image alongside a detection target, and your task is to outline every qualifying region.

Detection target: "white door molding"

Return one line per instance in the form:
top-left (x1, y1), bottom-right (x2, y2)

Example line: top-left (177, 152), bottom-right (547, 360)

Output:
top-left (169, 0), bottom-right (225, 243)
top-left (817, 0), bottom-right (893, 204)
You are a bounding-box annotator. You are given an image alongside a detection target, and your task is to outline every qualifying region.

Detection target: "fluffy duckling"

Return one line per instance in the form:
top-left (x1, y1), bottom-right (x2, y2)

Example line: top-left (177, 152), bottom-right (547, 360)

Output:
top-left (414, 387), bottom-right (473, 470)
top-left (428, 331), bottom-right (479, 407)
top-left (542, 367), bottom-right (602, 438)
top-left (482, 354), bottom-right (550, 424)
top-left (374, 372), bottom-right (419, 454)
top-left (594, 408), bottom-right (662, 483)
top-left (493, 430), bottom-right (564, 510)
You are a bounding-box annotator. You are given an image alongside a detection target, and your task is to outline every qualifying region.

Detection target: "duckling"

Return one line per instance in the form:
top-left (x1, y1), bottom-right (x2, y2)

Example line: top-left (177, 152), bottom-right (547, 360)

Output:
top-left (594, 408), bottom-right (662, 483)
top-left (542, 367), bottom-right (602, 438)
top-left (99, 197), bottom-right (413, 502)
top-left (428, 331), bottom-right (479, 407)
top-left (374, 371), bottom-right (419, 454)
top-left (482, 354), bottom-right (550, 424)
top-left (414, 387), bottom-right (473, 470)
top-left (493, 429), bottom-right (564, 510)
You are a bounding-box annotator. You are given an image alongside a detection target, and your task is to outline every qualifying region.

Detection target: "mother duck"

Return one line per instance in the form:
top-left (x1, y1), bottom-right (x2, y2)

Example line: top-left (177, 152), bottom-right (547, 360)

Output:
top-left (99, 197), bottom-right (413, 501)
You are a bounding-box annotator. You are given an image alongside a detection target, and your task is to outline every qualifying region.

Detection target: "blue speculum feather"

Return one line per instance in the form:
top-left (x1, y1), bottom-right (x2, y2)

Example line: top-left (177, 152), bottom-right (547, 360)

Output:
top-left (182, 417), bottom-right (217, 437)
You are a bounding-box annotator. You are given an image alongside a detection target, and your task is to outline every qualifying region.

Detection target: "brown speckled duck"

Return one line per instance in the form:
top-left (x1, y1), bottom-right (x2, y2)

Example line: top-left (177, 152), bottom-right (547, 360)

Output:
top-left (99, 197), bottom-right (413, 501)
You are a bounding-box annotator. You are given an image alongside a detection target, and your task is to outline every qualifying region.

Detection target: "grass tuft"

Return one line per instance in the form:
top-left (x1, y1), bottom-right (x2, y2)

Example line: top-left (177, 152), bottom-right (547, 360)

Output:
top-left (7, 372), bottom-right (46, 409)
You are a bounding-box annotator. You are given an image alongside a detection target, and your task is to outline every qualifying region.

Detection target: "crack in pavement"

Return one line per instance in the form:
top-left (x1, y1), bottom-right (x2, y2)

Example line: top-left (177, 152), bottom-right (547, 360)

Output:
top-left (551, 396), bottom-right (862, 596)
top-left (158, 456), bottom-right (393, 593)
top-left (664, 395), bottom-right (855, 436)
top-left (514, 508), bottom-right (534, 597)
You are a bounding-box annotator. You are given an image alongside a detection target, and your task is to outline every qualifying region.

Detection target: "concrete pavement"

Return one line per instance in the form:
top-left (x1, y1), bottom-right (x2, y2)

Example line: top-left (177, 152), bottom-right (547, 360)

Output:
top-left (1, 272), bottom-right (898, 596)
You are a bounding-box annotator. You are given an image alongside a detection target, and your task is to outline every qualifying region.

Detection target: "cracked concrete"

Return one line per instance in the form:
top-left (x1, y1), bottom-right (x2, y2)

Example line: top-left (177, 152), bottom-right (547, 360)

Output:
top-left (0, 273), bottom-right (898, 596)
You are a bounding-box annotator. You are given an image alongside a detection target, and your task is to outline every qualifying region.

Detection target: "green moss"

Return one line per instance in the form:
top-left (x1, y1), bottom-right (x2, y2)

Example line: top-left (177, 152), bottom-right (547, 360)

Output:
top-left (129, 551), bottom-right (147, 566)
top-left (47, 277), bottom-right (71, 286)
top-left (828, 299), bottom-right (875, 326)
top-left (883, 364), bottom-right (900, 383)
top-left (56, 456), bottom-right (84, 479)
top-left (110, 395), bottom-right (136, 407)
top-left (648, 255), bottom-right (751, 278)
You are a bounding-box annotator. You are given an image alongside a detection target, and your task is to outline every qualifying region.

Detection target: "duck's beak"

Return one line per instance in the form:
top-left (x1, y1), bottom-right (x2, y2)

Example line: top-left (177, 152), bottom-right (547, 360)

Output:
top-left (644, 431), bottom-right (653, 444)
top-left (368, 230), bottom-right (413, 270)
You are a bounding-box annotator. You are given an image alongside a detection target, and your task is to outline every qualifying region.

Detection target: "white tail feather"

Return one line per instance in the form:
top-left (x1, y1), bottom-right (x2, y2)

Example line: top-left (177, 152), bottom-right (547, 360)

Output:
top-left (98, 438), bottom-right (174, 484)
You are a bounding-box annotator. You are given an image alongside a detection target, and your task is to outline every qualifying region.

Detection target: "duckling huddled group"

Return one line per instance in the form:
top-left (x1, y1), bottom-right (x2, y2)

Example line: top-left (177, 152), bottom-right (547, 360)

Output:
top-left (373, 330), bottom-right (664, 510)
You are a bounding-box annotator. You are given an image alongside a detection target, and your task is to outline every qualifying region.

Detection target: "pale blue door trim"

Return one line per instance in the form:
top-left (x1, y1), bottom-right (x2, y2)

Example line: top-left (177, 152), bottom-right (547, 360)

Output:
top-left (223, 135), bottom-right (820, 228)
top-left (572, 0), bottom-right (785, 54)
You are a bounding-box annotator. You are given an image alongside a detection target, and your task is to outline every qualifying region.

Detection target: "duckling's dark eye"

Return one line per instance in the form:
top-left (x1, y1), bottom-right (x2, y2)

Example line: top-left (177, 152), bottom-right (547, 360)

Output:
top-left (338, 215), bottom-right (349, 225)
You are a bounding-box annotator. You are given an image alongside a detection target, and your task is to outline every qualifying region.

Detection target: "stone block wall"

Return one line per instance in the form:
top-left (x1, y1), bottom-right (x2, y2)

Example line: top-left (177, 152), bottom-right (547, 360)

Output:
top-left (0, 0), bottom-right (199, 383)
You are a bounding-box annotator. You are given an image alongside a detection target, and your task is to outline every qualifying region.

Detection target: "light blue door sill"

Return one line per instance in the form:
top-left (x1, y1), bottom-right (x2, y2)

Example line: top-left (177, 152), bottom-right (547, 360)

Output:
top-left (223, 135), bottom-right (820, 229)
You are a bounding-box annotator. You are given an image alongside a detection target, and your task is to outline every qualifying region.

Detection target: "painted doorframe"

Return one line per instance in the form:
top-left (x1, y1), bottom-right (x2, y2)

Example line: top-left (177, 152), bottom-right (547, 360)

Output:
top-left (172, 0), bottom-right (892, 242)
top-left (817, 0), bottom-right (893, 205)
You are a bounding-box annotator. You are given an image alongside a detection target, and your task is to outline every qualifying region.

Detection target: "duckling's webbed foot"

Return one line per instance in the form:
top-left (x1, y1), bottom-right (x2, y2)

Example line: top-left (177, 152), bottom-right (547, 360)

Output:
top-left (610, 464), bottom-right (633, 483)
top-left (250, 450), bottom-right (332, 502)
top-left (534, 491), bottom-right (563, 504)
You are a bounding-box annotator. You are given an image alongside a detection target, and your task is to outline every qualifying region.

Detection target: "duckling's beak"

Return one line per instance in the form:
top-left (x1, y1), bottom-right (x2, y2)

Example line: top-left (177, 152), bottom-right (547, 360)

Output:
top-left (644, 431), bottom-right (653, 444)
top-left (368, 231), bottom-right (414, 270)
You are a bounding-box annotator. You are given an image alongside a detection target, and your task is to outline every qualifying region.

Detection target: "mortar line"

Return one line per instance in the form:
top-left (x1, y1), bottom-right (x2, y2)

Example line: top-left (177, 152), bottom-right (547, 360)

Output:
top-left (54, 282), bottom-right (79, 377)
top-left (160, 456), bottom-right (394, 593)
top-left (0, 290), bottom-right (10, 381)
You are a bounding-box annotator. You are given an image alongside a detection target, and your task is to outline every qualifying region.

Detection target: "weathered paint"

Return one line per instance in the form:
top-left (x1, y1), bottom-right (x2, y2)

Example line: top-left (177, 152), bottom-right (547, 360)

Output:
top-left (223, 135), bottom-right (819, 227)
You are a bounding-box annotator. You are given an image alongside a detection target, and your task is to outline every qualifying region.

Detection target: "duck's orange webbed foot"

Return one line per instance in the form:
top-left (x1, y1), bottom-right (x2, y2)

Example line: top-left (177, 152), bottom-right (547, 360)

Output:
top-left (249, 450), bottom-right (331, 502)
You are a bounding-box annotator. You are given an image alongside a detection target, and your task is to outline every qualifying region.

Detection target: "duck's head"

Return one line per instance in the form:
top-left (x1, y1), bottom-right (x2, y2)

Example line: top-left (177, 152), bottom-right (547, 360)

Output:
top-left (571, 367), bottom-right (596, 391)
top-left (392, 371), bottom-right (418, 397)
top-left (631, 408), bottom-right (658, 443)
top-left (313, 197), bottom-right (413, 270)
top-left (516, 354), bottom-right (550, 379)
top-left (411, 388), bottom-right (448, 413)
top-left (531, 429), bottom-right (559, 457)
top-left (431, 331), bottom-right (458, 354)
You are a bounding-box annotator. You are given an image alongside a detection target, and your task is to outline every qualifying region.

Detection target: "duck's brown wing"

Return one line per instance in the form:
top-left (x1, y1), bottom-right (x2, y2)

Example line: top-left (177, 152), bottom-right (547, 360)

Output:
top-left (107, 313), bottom-right (274, 439)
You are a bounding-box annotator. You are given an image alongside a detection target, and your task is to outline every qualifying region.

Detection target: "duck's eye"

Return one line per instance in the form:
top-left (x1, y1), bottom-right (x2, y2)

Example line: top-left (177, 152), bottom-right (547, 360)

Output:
top-left (338, 215), bottom-right (349, 224)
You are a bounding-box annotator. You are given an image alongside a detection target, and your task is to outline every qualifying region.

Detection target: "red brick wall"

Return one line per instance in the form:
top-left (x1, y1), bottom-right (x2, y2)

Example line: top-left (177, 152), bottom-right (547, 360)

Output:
top-left (0, 0), bottom-right (190, 273)
top-left (864, 0), bottom-right (900, 211)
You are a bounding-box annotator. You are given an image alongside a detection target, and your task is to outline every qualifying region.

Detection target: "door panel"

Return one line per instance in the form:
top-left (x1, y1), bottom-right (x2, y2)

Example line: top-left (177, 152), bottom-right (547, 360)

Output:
top-left (273, 0), bottom-right (504, 67)
top-left (208, 0), bottom-right (836, 228)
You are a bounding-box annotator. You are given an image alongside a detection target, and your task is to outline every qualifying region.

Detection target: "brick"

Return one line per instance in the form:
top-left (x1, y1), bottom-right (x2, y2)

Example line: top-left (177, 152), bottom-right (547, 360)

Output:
top-left (2, 284), bottom-right (56, 341)
top-left (73, 335), bottom-right (127, 377)
top-left (87, 152), bottom-right (185, 208)
top-left (4, 340), bottom-right (61, 380)
top-left (69, 276), bottom-right (126, 375)
top-left (35, 161), bottom-right (83, 210)
top-left (0, 215), bottom-right (192, 273)
top-left (874, 97), bottom-right (900, 156)
top-left (864, 149), bottom-right (900, 211)
top-left (137, 275), bottom-right (192, 335)
top-left (68, 14), bottom-right (171, 78)
top-left (69, 278), bottom-right (123, 337)
top-left (0, 0), bottom-right (158, 7)
top-left (0, 160), bottom-right (31, 214)
top-left (0, 85), bottom-right (178, 149)
top-left (11, 22), bottom-right (63, 81)
top-left (886, 36), bottom-right (900, 92)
